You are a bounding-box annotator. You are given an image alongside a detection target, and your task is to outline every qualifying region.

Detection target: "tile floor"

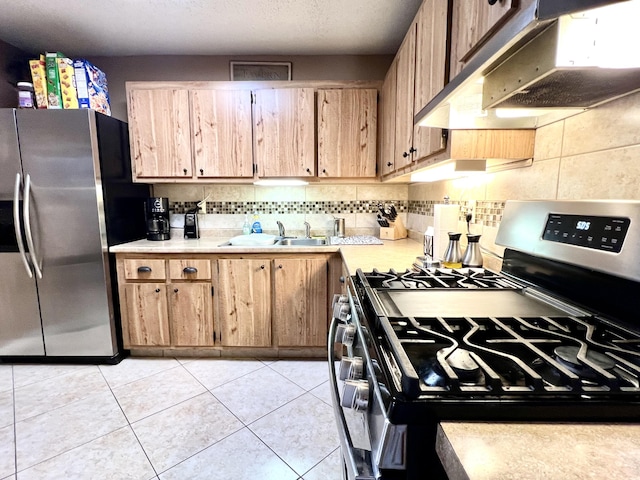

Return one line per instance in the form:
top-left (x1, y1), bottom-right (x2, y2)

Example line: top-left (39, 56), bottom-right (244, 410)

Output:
top-left (0, 357), bottom-right (342, 480)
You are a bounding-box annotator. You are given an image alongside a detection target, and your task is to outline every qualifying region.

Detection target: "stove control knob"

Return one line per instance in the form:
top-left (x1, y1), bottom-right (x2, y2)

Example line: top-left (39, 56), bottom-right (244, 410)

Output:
top-left (341, 379), bottom-right (369, 411)
top-left (332, 294), bottom-right (351, 321)
top-left (339, 356), bottom-right (364, 381)
top-left (335, 323), bottom-right (356, 347)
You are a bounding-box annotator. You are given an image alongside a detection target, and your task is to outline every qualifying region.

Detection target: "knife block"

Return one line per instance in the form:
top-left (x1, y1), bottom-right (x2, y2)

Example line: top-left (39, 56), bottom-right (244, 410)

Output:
top-left (379, 217), bottom-right (407, 240)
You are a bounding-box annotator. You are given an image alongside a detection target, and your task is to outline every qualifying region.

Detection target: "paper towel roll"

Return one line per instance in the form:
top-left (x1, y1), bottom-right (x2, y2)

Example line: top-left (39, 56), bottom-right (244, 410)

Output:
top-left (433, 204), bottom-right (459, 261)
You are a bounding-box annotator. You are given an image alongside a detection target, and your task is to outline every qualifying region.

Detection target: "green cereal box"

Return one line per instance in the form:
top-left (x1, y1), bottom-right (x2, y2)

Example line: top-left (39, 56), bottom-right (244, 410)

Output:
top-left (45, 52), bottom-right (64, 109)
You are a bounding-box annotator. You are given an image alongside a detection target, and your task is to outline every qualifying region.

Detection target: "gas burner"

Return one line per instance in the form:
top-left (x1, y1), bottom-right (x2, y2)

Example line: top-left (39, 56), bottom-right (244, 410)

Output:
top-left (554, 345), bottom-right (616, 378)
top-left (363, 267), bottom-right (521, 290)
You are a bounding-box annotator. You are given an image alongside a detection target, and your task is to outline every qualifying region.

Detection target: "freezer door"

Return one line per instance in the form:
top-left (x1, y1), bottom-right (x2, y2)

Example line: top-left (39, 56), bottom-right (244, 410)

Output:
top-left (16, 109), bottom-right (117, 357)
top-left (0, 110), bottom-right (44, 355)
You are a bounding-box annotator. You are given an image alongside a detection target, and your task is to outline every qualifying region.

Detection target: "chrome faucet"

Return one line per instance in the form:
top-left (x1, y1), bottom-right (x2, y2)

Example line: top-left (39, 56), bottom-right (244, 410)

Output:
top-left (304, 221), bottom-right (311, 238)
top-left (276, 221), bottom-right (285, 237)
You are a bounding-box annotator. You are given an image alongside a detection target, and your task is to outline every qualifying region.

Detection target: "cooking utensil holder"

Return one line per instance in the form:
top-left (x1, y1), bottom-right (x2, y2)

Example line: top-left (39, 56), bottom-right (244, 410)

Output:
top-left (379, 217), bottom-right (407, 240)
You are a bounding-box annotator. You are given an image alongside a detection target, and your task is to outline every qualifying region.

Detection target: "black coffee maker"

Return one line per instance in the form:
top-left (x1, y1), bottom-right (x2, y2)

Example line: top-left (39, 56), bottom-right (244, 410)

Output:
top-left (145, 197), bottom-right (171, 241)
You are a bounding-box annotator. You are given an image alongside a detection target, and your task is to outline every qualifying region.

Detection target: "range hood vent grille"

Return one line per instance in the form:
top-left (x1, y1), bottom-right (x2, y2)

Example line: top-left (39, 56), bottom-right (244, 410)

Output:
top-left (490, 68), bottom-right (640, 109)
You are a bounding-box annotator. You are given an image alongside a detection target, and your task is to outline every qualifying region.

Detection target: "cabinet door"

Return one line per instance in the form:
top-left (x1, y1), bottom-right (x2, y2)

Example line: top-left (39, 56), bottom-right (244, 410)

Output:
top-left (394, 24), bottom-right (417, 171)
top-left (450, 0), bottom-right (517, 79)
top-left (128, 89), bottom-right (192, 179)
top-left (253, 88), bottom-right (315, 177)
top-left (122, 283), bottom-right (170, 347)
top-left (317, 89), bottom-right (377, 178)
top-left (217, 259), bottom-right (271, 347)
top-left (380, 61), bottom-right (397, 176)
top-left (169, 283), bottom-right (214, 346)
top-left (191, 90), bottom-right (254, 178)
top-left (413, 0), bottom-right (448, 162)
top-left (274, 258), bottom-right (327, 347)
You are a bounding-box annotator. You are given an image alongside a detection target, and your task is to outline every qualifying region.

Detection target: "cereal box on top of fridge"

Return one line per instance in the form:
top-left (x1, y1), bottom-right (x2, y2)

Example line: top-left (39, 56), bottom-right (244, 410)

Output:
top-left (45, 52), bottom-right (64, 109)
top-left (73, 59), bottom-right (111, 116)
top-left (29, 55), bottom-right (47, 108)
top-left (56, 57), bottom-right (79, 109)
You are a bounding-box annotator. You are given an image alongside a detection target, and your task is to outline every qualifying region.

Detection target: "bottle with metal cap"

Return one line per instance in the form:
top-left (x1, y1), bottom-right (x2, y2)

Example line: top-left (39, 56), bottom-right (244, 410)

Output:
top-left (462, 234), bottom-right (483, 267)
top-left (442, 232), bottom-right (462, 268)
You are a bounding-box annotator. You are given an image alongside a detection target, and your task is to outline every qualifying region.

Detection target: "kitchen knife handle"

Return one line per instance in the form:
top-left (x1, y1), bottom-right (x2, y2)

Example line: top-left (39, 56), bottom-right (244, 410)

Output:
top-left (23, 174), bottom-right (42, 279)
top-left (14, 173), bottom-right (33, 278)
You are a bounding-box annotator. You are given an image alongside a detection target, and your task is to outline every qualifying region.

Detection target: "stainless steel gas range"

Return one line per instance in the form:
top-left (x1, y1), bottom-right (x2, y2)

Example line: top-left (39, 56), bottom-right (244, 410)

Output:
top-left (329, 200), bottom-right (640, 480)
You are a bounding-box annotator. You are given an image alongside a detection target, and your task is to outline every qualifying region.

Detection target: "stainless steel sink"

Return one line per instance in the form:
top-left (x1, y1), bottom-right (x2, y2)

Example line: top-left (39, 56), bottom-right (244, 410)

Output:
top-left (275, 238), bottom-right (327, 246)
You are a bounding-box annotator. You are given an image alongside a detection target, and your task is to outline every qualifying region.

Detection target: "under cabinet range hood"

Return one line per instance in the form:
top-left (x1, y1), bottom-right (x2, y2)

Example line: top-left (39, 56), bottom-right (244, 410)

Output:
top-left (416, 0), bottom-right (640, 129)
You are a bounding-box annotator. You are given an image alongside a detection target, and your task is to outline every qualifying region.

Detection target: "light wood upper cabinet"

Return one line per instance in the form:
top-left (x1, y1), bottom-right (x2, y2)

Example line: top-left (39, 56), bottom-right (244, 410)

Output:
top-left (317, 89), bottom-right (378, 178)
top-left (217, 259), bottom-right (272, 347)
top-left (380, 61), bottom-right (397, 176)
top-left (388, 0), bottom-right (448, 177)
top-left (449, 0), bottom-right (518, 79)
top-left (190, 89), bottom-right (254, 178)
top-left (394, 24), bottom-right (417, 172)
top-left (413, 0), bottom-right (448, 162)
top-left (253, 88), bottom-right (315, 177)
top-left (122, 283), bottom-right (170, 347)
top-left (274, 257), bottom-right (327, 347)
top-left (128, 89), bottom-right (192, 179)
top-left (169, 282), bottom-right (214, 346)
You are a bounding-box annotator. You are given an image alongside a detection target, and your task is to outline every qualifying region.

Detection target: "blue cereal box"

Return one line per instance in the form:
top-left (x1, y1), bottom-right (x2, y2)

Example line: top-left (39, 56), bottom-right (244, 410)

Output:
top-left (73, 59), bottom-right (111, 116)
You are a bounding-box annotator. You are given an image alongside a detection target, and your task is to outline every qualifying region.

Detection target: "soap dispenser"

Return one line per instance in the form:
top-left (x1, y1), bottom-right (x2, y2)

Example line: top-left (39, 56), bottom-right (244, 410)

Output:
top-left (242, 214), bottom-right (251, 235)
top-left (251, 213), bottom-right (262, 233)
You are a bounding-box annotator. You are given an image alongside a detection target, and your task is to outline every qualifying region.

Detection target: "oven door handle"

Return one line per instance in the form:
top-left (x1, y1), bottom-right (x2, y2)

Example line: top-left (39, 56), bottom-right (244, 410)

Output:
top-left (328, 316), bottom-right (375, 480)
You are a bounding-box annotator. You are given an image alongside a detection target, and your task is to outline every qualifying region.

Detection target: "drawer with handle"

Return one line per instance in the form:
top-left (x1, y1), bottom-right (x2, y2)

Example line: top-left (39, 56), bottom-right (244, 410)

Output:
top-left (169, 259), bottom-right (211, 280)
top-left (123, 259), bottom-right (166, 280)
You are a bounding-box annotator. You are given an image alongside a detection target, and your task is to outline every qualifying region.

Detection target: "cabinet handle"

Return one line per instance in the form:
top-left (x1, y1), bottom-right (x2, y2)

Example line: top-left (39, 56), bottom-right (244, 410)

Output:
top-left (183, 267), bottom-right (198, 274)
top-left (409, 147), bottom-right (417, 154)
top-left (278, 264), bottom-right (283, 269)
top-left (155, 288), bottom-right (160, 293)
top-left (199, 168), bottom-right (204, 175)
top-left (260, 264), bottom-right (265, 269)
top-left (322, 169), bottom-right (327, 174)
top-left (306, 167), bottom-right (312, 174)
top-left (137, 266), bottom-right (152, 273)
top-left (386, 162), bottom-right (393, 167)
top-left (174, 288), bottom-right (179, 293)
top-left (488, 0), bottom-right (499, 4)
top-left (402, 151), bottom-right (409, 158)
top-left (183, 168), bottom-right (188, 175)
top-left (339, 276), bottom-right (346, 283)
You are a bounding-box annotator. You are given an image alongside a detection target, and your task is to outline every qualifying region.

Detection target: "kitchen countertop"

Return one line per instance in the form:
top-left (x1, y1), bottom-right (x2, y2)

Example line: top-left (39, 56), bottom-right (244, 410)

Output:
top-left (110, 236), bottom-right (424, 273)
top-left (437, 422), bottom-right (640, 480)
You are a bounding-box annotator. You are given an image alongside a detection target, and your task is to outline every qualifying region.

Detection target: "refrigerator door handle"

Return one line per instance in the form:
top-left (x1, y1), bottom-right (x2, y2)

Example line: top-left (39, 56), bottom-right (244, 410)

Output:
top-left (23, 174), bottom-right (43, 279)
top-left (14, 173), bottom-right (33, 278)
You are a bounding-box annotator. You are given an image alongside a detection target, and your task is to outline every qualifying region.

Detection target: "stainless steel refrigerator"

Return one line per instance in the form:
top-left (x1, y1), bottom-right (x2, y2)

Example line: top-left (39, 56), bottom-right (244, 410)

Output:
top-left (0, 109), bottom-right (149, 362)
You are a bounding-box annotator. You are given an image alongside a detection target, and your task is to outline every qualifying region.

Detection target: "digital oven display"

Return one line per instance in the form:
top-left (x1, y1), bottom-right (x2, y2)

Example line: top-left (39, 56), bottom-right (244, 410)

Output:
top-left (543, 213), bottom-right (630, 252)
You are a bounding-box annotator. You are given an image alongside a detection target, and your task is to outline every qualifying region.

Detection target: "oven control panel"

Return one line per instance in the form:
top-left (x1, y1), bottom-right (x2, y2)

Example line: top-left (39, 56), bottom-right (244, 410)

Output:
top-left (543, 213), bottom-right (630, 253)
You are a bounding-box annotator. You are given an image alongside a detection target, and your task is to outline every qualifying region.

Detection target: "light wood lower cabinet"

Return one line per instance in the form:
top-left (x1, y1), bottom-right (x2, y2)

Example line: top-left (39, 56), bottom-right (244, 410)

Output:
top-left (122, 283), bottom-right (170, 346)
top-left (169, 283), bottom-right (214, 346)
top-left (117, 256), bottom-right (214, 348)
top-left (117, 253), bottom-right (335, 356)
top-left (274, 258), bottom-right (328, 347)
top-left (217, 259), bottom-right (272, 347)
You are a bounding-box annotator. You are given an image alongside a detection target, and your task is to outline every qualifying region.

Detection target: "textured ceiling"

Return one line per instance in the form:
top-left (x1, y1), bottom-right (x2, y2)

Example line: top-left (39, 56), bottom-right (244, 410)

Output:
top-left (0, 0), bottom-right (422, 57)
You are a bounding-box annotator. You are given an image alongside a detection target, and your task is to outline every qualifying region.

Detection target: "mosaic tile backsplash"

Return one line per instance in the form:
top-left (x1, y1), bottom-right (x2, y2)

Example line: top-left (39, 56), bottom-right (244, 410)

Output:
top-left (170, 200), bottom-right (409, 215)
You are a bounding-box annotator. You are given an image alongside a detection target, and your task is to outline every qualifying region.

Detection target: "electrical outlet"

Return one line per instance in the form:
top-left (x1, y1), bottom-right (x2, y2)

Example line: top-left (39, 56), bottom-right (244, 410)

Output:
top-left (466, 200), bottom-right (477, 224)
